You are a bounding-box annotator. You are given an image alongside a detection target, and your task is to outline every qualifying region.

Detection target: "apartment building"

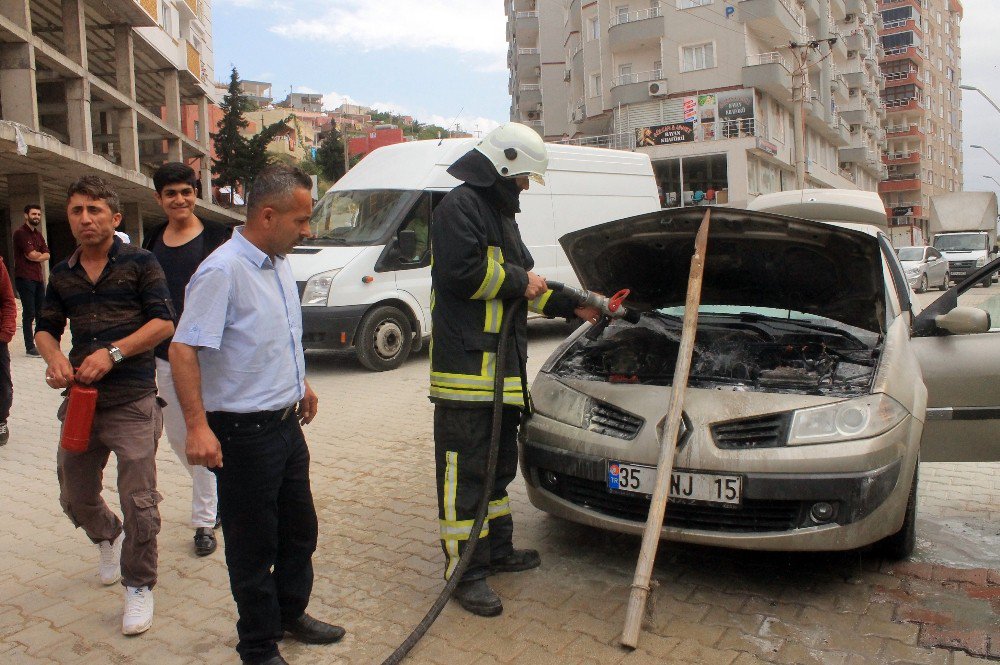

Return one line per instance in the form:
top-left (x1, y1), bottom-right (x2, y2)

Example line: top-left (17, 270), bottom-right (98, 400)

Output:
top-left (877, 0), bottom-right (963, 237)
top-left (0, 0), bottom-right (237, 265)
top-left (507, 0), bottom-right (887, 209)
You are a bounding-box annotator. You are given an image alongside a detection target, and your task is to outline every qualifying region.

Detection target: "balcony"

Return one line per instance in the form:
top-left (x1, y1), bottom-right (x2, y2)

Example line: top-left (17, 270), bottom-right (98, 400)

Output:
top-left (742, 53), bottom-right (793, 106)
top-left (610, 70), bottom-right (666, 105)
top-left (176, 0), bottom-right (198, 20)
top-left (517, 83), bottom-right (542, 108)
top-left (841, 96), bottom-right (877, 126)
top-left (109, 0), bottom-right (158, 26)
top-left (831, 114), bottom-right (852, 145)
top-left (739, 0), bottom-right (806, 42)
top-left (883, 67), bottom-right (921, 88)
top-left (843, 30), bottom-right (870, 56)
top-left (882, 45), bottom-right (922, 65)
top-left (883, 97), bottom-right (923, 113)
top-left (515, 11), bottom-right (539, 41)
top-left (185, 40), bottom-right (202, 82)
top-left (566, 0), bottom-right (581, 32)
top-left (516, 48), bottom-right (541, 77)
top-left (608, 7), bottom-right (664, 51)
top-left (879, 171), bottom-right (922, 193)
top-left (886, 122), bottom-right (924, 138)
top-left (883, 150), bottom-right (921, 165)
top-left (881, 18), bottom-right (921, 37)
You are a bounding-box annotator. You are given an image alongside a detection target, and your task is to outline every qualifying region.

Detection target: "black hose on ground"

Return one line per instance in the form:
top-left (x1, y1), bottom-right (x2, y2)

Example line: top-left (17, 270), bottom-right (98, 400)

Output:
top-left (380, 299), bottom-right (526, 665)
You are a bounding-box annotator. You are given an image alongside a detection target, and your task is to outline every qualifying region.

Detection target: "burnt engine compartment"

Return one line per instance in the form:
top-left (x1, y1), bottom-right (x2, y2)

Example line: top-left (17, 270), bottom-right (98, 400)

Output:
top-left (552, 313), bottom-right (880, 396)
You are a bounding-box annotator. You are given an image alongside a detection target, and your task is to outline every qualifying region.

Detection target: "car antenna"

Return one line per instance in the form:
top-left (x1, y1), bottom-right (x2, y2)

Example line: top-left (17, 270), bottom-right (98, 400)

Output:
top-left (438, 107), bottom-right (465, 145)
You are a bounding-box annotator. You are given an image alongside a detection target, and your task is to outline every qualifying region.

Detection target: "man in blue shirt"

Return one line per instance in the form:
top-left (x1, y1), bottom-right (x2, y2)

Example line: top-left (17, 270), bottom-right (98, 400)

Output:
top-left (169, 164), bottom-right (344, 665)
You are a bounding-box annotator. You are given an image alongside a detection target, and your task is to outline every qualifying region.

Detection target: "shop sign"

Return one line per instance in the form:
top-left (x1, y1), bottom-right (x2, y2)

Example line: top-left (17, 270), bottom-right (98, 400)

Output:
top-left (636, 122), bottom-right (696, 147)
top-left (892, 206), bottom-right (915, 217)
top-left (755, 137), bottom-right (778, 155)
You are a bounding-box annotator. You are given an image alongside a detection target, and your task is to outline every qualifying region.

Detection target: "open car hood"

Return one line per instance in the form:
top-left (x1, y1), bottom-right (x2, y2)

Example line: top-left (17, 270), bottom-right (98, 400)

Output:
top-left (559, 207), bottom-right (886, 333)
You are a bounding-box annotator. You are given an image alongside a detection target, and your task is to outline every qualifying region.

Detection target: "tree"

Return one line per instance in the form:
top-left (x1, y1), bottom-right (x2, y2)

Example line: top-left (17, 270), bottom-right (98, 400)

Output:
top-left (211, 67), bottom-right (250, 195)
top-left (242, 117), bottom-right (293, 191)
top-left (314, 126), bottom-right (346, 182)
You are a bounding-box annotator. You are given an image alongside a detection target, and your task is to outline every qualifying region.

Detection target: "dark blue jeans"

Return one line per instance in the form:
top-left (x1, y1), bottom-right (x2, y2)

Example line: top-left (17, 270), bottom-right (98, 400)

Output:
top-left (208, 411), bottom-right (318, 664)
top-left (14, 277), bottom-right (44, 353)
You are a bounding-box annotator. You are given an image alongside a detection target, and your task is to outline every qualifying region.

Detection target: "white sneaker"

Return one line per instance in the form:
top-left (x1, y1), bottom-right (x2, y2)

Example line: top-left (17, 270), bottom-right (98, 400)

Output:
top-left (122, 585), bottom-right (154, 635)
top-left (97, 532), bottom-right (124, 585)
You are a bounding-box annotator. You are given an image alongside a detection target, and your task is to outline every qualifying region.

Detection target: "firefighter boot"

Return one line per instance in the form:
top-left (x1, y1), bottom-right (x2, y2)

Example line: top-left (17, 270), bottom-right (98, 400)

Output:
top-left (454, 579), bottom-right (503, 617)
top-left (490, 548), bottom-right (541, 574)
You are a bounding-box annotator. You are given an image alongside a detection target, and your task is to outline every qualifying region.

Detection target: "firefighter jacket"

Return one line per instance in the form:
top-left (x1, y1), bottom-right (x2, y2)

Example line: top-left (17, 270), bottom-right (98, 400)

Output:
top-left (429, 150), bottom-right (577, 408)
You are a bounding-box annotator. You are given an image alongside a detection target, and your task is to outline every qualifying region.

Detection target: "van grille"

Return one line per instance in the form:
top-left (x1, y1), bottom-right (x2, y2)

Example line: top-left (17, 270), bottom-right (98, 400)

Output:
top-left (711, 413), bottom-right (790, 449)
top-left (587, 403), bottom-right (643, 440)
top-left (545, 473), bottom-right (801, 532)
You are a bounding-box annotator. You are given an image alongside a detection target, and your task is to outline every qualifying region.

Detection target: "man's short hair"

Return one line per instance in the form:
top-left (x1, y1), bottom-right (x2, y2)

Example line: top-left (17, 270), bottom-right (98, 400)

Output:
top-left (153, 162), bottom-right (198, 194)
top-left (23, 204), bottom-right (41, 215)
top-left (66, 176), bottom-right (121, 215)
top-left (246, 164), bottom-right (313, 217)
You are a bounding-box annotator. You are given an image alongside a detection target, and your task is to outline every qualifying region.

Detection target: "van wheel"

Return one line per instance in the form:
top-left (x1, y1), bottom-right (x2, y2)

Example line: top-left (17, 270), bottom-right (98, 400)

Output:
top-left (878, 462), bottom-right (918, 561)
top-left (355, 306), bottom-right (412, 371)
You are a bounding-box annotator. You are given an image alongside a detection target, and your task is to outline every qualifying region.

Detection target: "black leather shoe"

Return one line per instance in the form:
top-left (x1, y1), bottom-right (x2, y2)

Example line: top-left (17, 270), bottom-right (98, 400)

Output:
top-left (489, 548), bottom-right (541, 573)
top-left (194, 527), bottom-right (217, 556)
top-left (282, 613), bottom-right (346, 644)
top-left (242, 654), bottom-right (288, 665)
top-left (453, 579), bottom-right (503, 617)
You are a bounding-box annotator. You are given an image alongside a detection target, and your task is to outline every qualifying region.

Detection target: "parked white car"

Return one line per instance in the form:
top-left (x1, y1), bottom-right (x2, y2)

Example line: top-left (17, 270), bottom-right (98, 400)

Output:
top-left (897, 245), bottom-right (949, 293)
top-left (520, 205), bottom-right (999, 560)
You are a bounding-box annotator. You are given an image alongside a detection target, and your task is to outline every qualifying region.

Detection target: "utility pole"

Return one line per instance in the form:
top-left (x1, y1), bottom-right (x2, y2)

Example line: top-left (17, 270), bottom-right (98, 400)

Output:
top-left (788, 35), bottom-right (839, 189)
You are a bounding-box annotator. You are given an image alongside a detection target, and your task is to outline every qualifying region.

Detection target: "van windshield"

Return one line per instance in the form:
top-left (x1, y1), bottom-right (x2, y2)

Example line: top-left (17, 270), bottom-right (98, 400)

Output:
top-left (304, 189), bottom-right (419, 246)
top-left (934, 233), bottom-right (985, 252)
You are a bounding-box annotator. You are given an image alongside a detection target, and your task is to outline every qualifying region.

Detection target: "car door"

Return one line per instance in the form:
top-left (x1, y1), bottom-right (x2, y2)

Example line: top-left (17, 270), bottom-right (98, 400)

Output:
top-left (926, 247), bottom-right (945, 285)
top-left (910, 258), bottom-right (1000, 462)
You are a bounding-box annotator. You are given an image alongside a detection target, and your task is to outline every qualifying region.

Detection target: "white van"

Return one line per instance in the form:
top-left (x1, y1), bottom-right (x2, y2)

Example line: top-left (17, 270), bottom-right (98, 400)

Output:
top-left (290, 138), bottom-right (661, 370)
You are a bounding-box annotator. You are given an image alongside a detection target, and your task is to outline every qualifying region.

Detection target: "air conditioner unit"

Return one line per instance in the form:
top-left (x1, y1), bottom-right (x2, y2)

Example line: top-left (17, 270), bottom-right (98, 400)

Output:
top-left (847, 50), bottom-right (858, 58)
top-left (647, 80), bottom-right (668, 96)
top-left (845, 13), bottom-right (856, 22)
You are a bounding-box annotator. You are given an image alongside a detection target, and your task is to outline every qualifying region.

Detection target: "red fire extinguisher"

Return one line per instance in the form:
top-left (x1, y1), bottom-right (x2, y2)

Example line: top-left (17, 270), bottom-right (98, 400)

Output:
top-left (60, 383), bottom-right (98, 453)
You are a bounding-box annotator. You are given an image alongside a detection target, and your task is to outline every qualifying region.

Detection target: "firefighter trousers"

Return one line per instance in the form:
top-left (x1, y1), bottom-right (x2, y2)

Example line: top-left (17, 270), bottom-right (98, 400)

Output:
top-left (434, 404), bottom-right (521, 582)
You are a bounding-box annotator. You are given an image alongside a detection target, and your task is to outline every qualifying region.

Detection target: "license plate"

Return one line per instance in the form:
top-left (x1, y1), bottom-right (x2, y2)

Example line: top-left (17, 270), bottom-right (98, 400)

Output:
top-left (607, 461), bottom-right (742, 505)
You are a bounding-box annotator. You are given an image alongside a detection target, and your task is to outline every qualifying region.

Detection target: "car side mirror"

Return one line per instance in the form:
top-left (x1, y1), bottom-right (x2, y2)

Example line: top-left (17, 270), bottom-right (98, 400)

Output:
top-left (398, 229), bottom-right (417, 260)
top-left (935, 306), bottom-right (991, 335)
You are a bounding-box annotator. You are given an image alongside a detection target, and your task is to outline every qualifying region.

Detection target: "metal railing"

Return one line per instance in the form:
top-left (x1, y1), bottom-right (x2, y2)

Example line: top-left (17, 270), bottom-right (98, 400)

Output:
top-left (519, 83), bottom-right (541, 91)
top-left (517, 47), bottom-right (540, 55)
top-left (886, 123), bottom-right (920, 134)
top-left (746, 52), bottom-right (787, 68)
top-left (884, 68), bottom-right (916, 80)
top-left (611, 69), bottom-right (663, 87)
top-left (609, 6), bottom-right (662, 27)
top-left (884, 97), bottom-right (922, 108)
top-left (515, 10), bottom-right (539, 18)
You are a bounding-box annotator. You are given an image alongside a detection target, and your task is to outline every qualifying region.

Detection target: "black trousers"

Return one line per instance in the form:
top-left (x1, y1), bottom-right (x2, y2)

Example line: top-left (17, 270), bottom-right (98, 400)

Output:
top-left (0, 342), bottom-right (10, 421)
top-left (208, 410), bottom-right (318, 664)
top-left (14, 277), bottom-right (43, 353)
top-left (434, 404), bottom-right (521, 583)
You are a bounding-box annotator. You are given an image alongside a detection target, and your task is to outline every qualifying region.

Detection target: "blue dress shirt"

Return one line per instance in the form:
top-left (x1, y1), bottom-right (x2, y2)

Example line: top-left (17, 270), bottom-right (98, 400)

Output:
top-left (173, 227), bottom-right (305, 413)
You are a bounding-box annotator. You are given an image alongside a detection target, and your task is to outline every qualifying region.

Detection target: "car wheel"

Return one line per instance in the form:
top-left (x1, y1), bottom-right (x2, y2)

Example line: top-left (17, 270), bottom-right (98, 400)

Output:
top-left (355, 305), bottom-right (413, 371)
top-left (916, 275), bottom-right (927, 294)
top-left (940, 272), bottom-right (949, 291)
top-left (878, 462), bottom-right (918, 561)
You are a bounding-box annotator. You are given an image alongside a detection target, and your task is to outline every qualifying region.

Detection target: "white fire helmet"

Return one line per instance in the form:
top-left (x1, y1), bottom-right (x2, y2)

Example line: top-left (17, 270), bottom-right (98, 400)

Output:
top-left (474, 123), bottom-right (549, 185)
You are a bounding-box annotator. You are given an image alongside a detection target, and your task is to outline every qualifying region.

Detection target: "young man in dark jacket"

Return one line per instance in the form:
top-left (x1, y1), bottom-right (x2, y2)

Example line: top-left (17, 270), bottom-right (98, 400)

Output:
top-left (430, 123), bottom-right (599, 616)
top-left (143, 162), bottom-right (232, 556)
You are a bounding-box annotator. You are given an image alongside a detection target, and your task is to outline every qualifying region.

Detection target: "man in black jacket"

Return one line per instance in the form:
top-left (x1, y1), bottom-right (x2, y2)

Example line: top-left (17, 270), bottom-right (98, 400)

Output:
top-left (430, 123), bottom-right (599, 617)
top-left (144, 162), bottom-right (232, 556)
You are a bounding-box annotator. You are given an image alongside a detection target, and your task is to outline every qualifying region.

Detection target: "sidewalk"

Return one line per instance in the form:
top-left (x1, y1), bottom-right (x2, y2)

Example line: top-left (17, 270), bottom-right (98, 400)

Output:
top-left (0, 319), bottom-right (996, 664)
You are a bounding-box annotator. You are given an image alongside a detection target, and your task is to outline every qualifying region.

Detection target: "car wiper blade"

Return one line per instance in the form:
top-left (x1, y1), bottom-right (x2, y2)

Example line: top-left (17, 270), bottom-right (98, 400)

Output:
top-left (736, 313), bottom-right (868, 349)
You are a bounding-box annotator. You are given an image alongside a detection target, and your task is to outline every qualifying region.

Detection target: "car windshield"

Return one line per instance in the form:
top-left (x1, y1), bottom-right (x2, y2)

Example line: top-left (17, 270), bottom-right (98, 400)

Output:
top-left (896, 247), bottom-right (924, 261)
top-left (655, 305), bottom-right (823, 320)
top-left (304, 189), bottom-right (418, 246)
top-left (934, 233), bottom-right (984, 252)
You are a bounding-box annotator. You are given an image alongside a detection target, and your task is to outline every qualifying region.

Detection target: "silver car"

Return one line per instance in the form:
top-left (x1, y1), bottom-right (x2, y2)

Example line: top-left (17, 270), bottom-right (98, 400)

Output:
top-left (520, 207), bottom-right (999, 559)
top-left (897, 245), bottom-right (949, 293)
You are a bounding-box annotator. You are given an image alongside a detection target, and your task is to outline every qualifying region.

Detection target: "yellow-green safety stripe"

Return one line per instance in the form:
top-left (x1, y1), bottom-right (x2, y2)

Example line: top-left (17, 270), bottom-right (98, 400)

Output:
top-left (471, 246), bottom-right (506, 300)
top-left (528, 289), bottom-right (553, 314)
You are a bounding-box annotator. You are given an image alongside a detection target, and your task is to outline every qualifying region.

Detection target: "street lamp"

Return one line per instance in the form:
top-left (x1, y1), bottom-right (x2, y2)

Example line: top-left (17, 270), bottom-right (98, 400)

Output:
top-left (970, 145), bottom-right (1000, 169)
top-left (960, 84), bottom-right (1000, 115)
top-left (983, 175), bottom-right (1000, 189)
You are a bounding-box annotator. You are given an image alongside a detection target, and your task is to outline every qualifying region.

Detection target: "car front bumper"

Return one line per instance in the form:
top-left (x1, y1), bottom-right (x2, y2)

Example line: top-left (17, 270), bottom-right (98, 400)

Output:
top-left (301, 305), bottom-right (368, 350)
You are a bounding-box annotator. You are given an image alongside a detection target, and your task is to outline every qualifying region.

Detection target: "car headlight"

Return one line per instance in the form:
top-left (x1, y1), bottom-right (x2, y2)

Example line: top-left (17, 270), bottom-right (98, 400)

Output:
top-left (787, 394), bottom-right (908, 445)
top-left (301, 269), bottom-right (340, 306)
top-left (975, 256), bottom-right (987, 267)
top-left (532, 382), bottom-right (593, 430)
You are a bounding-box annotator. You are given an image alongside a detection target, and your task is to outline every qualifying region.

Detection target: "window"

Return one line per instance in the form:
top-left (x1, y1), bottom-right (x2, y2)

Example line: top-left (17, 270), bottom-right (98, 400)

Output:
top-left (590, 73), bottom-right (602, 97)
top-left (587, 16), bottom-right (600, 40)
top-left (679, 0), bottom-right (712, 7)
top-left (193, 120), bottom-right (200, 141)
top-left (681, 42), bottom-right (715, 72)
top-left (615, 5), bottom-right (629, 23)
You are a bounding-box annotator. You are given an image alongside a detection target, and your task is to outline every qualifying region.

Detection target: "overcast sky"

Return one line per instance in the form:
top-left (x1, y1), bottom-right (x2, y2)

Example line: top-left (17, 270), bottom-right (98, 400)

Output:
top-left (213, 0), bottom-right (1000, 193)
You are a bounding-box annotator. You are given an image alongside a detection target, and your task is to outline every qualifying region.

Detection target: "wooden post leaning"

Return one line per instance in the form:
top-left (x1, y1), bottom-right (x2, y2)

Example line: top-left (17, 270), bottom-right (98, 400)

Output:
top-left (620, 208), bottom-right (712, 649)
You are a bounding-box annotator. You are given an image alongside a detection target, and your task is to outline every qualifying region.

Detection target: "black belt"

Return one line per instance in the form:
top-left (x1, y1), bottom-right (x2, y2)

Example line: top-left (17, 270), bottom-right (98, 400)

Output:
top-left (206, 405), bottom-right (296, 427)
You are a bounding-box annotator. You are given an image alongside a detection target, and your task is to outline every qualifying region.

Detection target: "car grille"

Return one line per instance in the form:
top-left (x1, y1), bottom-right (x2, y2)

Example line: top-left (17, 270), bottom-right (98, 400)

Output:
top-left (587, 403), bottom-right (644, 440)
top-left (949, 260), bottom-right (976, 270)
top-left (547, 473), bottom-right (801, 532)
top-left (711, 413), bottom-right (790, 449)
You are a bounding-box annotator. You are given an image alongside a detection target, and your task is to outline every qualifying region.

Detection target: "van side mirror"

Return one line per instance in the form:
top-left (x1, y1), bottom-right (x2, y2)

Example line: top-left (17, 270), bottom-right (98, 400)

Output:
top-left (935, 306), bottom-right (991, 335)
top-left (398, 229), bottom-right (417, 260)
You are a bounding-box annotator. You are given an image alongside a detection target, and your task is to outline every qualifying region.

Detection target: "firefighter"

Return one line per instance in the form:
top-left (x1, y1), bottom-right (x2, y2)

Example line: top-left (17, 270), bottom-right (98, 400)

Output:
top-left (430, 123), bottom-right (599, 617)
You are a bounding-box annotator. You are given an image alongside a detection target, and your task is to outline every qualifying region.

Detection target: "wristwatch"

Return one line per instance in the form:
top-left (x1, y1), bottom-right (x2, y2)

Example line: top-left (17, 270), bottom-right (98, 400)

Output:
top-left (107, 345), bottom-right (125, 365)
